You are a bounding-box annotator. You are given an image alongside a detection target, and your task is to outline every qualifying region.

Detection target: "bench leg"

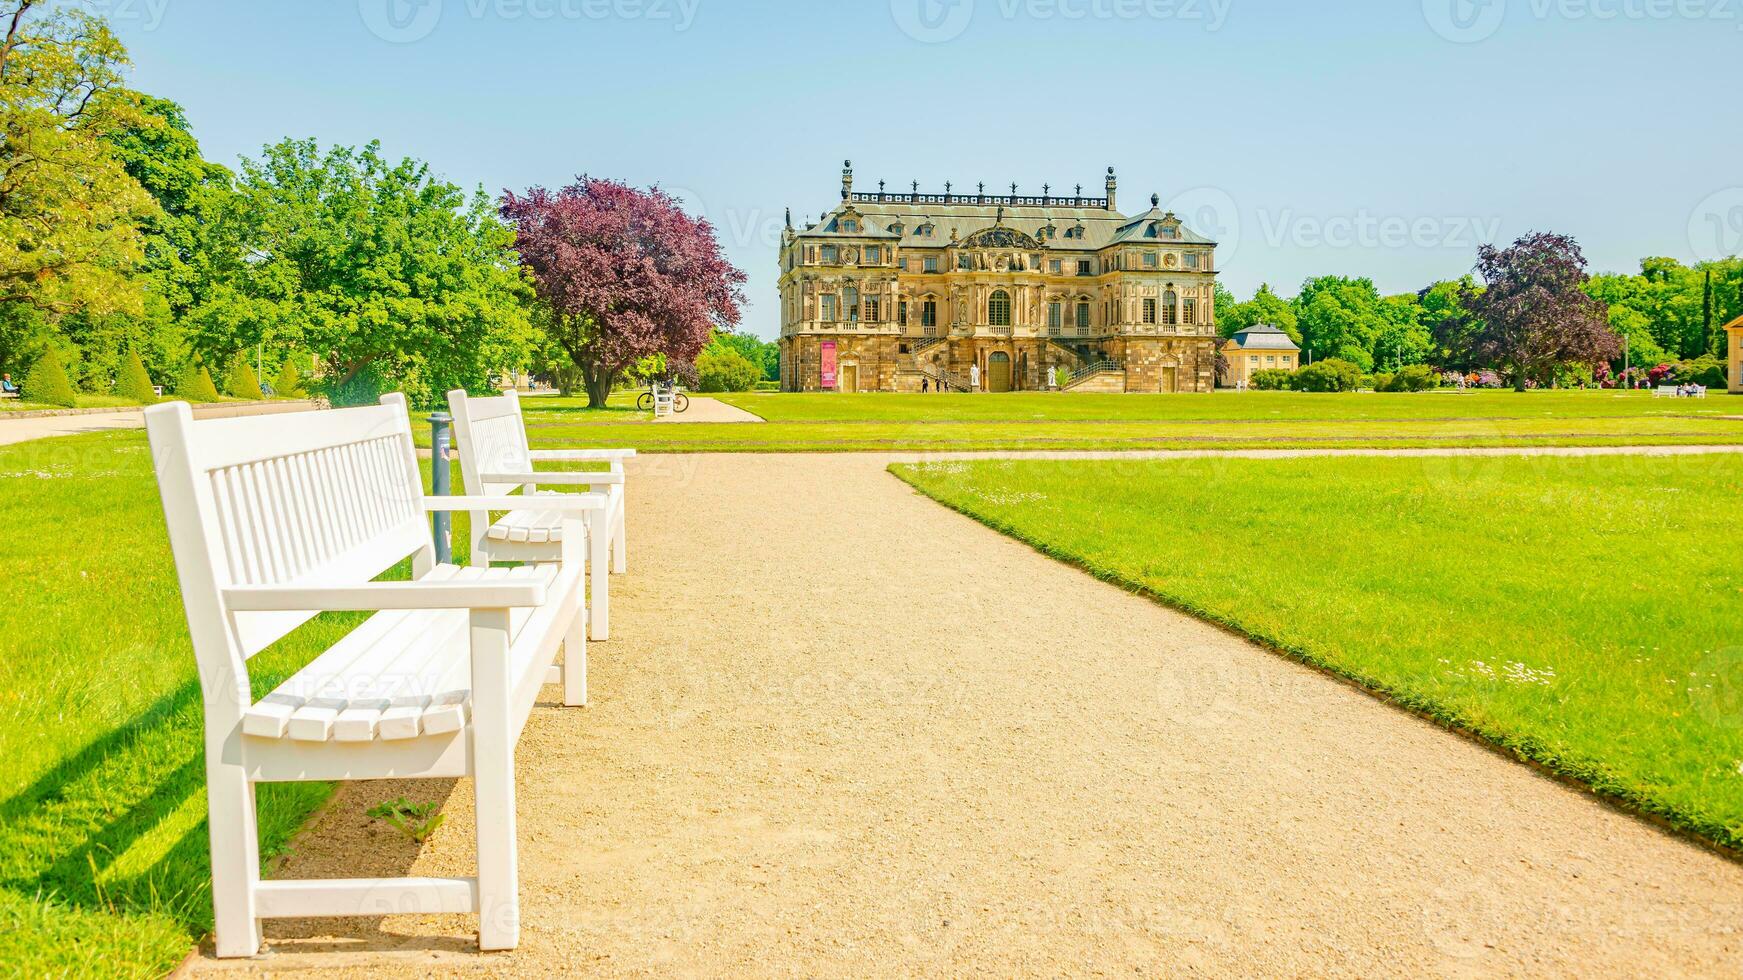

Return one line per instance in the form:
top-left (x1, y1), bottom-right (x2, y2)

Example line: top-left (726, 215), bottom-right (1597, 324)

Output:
top-left (208, 764), bottom-right (263, 957)
top-left (564, 600), bottom-right (587, 707)
top-left (611, 490), bottom-right (627, 575)
top-left (589, 515), bottom-right (610, 642)
top-left (471, 609), bottom-right (520, 951)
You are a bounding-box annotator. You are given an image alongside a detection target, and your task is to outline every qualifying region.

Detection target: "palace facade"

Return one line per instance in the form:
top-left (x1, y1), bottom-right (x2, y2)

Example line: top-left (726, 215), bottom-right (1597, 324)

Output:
top-left (777, 162), bottom-right (1220, 394)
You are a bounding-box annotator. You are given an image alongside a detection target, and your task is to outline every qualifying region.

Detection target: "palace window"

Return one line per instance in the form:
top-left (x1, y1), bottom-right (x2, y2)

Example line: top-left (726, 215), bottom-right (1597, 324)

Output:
top-left (1049, 259), bottom-right (1063, 274)
top-left (844, 286), bottom-right (860, 323)
top-left (989, 290), bottom-right (1012, 327)
top-left (821, 295), bottom-right (837, 322)
top-left (889, 222), bottom-right (905, 236)
top-left (1077, 260), bottom-right (1092, 276)
top-left (1162, 289), bottom-right (1179, 325)
top-left (842, 219), bottom-right (859, 233)
top-left (899, 301), bottom-right (908, 326)
top-left (1183, 298), bottom-right (1197, 324)
top-left (821, 245), bottom-right (838, 264)
top-left (916, 223), bottom-right (935, 238)
top-left (958, 254), bottom-right (974, 271)
top-left (924, 256), bottom-right (939, 273)
top-left (1048, 302), bottom-right (1063, 334)
top-left (1185, 252), bottom-right (1200, 269)
top-left (1142, 298), bottom-right (1157, 324)
top-left (1075, 301), bottom-right (1091, 335)
top-left (1143, 252), bottom-right (1159, 268)
top-left (921, 299), bottom-right (938, 328)
top-left (867, 297), bottom-right (882, 322)
top-left (865, 246), bottom-right (881, 264)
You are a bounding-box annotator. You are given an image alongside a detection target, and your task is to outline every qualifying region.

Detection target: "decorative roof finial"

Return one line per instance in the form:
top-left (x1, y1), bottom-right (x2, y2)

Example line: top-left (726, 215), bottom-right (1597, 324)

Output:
top-left (841, 159), bottom-right (853, 200)
top-left (784, 207), bottom-right (792, 230)
top-left (1010, 182), bottom-right (1017, 196)
top-left (1104, 166), bottom-right (1118, 211)
top-left (1152, 193), bottom-right (1160, 207)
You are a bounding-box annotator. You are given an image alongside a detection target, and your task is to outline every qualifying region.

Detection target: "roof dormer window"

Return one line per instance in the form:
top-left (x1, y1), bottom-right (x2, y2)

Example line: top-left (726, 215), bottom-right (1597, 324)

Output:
top-left (842, 219), bottom-right (859, 233)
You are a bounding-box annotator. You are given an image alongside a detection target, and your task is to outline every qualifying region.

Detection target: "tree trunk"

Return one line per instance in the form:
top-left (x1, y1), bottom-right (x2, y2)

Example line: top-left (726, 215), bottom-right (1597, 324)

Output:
top-left (584, 367), bottom-right (616, 408)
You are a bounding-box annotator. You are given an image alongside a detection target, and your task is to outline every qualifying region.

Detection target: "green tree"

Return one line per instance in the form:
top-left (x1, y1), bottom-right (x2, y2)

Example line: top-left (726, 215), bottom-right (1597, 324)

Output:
top-left (23, 347), bottom-right (77, 406)
top-left (225, 353), bottom-right (264, 399)
top-left (1220, 283), bottom-right (1299, 343)
top-left (1372, 294), bottom-right (1433, 370)
top-left (696, 345), bottom-right (758, 392)
top-left (188, 139), bottom-right (534, 406)
top-left (271, 357), bottom-right (305, 398)
top-left (173, 360), bottom-right (220, 402)
top-left (114, 348), bottom-right (156, 403)
top-left (0, 3), bottom-right (158, 316)
top-left (1294, 276), bottom-right (1386, 371)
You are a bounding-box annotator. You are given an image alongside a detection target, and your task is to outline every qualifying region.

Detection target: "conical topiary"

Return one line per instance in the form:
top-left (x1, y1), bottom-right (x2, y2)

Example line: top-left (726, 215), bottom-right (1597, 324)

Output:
top-left (271, 358), bottom-right (305, 399)
top-left (25, 348), bottom-right (78, 408)
top-left (115, 349), bottom-right (157, 404)
top-left (174, 360), bottom-right (222, 403)
top-left (225, 353), bottom-right (266, 400)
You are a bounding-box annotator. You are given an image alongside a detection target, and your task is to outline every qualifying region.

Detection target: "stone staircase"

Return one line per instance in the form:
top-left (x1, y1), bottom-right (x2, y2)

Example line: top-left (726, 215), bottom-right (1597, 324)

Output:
top-left (1060, 359), bottom-right (1126, 393)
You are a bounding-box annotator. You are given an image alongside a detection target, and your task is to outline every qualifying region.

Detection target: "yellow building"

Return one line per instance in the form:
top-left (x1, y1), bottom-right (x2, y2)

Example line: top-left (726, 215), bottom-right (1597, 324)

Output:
top-left (1220, 324), bottom-right (1300, 387)
top-left (1727, 315), bottom-right (1743, 394)
top-left (777, 162), bottom-right (1220, 393)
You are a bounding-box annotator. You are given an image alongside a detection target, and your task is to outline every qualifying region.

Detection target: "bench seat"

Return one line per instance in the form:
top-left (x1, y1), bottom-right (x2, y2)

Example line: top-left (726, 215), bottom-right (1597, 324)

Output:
top-left (241, 563), bottom-right (575, 743)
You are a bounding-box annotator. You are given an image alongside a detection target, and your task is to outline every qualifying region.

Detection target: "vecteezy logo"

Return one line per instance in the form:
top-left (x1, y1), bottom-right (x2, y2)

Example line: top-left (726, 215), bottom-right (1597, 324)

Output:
top-left (1688, 188), bottom-right (1743, 264)
top-left (360, 0), bottom-right (443, 43)
top-left (891, 0), bottom-right (975, 43)
top-left (1422, 0), bottom-right (1505, 43)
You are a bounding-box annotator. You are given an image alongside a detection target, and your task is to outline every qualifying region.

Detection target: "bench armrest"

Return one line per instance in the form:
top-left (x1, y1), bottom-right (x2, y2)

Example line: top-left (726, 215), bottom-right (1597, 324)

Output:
top-left (480, 471), bottom-right (625, 487)
top-left (528, 449), bottom-right (637, 462)
top-left (423, 495), bottom-right (604, 513)
top-left (224, 580), bottom-right (549, 611)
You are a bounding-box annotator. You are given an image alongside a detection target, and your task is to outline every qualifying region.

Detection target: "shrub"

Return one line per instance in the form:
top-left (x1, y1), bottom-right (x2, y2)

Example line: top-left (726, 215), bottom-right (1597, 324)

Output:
top-left (696, 347), bottom-right (759, 393)
top-left (753, 380), bottom-right (780, 392)
top-left (23, 348), bottom-right (78, 407)
top-left (1248, 368), bottom-right (1292, 390)
top-left (316, 364), bottom-right (385, 407)
top-left (1676, 356), bottom-right (1727, 389)
top-left (1293, 358), bottom-right (1362, 393)
top-left (271, 358), bottom-right (306, 399)
top-left (225, 354), bottom-right (266, 400)
top-left (1379, 364), bottom-right (1439, 393)
top-left (173, 361), bottom-right (222, 403)
top-left (1367, 373), bottom-right (1392, 392)
top-left (114, 350), bottom-right (158, 404)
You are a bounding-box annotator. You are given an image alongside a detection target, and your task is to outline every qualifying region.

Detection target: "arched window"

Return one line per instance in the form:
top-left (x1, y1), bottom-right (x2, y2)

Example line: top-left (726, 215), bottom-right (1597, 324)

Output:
top-left (844, 285), bottom-right (860, 324)
top-left (1162, 289), bottom-right (1179, 325)
top-left (988, 290), bottom-right (1012, 327)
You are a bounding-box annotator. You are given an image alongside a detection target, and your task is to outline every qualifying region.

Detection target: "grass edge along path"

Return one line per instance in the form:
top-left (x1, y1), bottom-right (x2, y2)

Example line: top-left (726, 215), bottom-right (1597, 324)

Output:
top-left (889, 455), bottom-right (1743, 856)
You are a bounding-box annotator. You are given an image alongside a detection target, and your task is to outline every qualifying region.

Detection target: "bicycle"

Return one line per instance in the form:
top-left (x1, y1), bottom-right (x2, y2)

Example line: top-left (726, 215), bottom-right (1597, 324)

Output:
top-left (635, 382), bottom-right (689, 413)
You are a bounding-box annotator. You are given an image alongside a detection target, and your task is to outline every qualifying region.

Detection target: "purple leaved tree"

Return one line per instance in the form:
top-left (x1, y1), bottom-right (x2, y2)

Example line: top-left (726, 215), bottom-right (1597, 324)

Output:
top-left (1460, 232), bottom-right (1619, 391)
top-left (501, 177), bottom-right (746, 407)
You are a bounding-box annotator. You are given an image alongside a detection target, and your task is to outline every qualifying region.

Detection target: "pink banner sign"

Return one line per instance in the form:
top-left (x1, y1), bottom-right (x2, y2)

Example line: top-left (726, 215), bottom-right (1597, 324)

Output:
top-left (820, 341), bottom-right (837, 390)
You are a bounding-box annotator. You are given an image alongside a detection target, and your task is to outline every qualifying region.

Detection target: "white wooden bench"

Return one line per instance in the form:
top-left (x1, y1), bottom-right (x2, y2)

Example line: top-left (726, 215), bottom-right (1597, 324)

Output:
top-left (653, 383), bottom-right (676, 418)
top-left (448, 388), bottom-right (634, 641)
top-left (145, 392), bottom-right (601, 958)
top-left (1654, 385), bottom-right (1678, 398)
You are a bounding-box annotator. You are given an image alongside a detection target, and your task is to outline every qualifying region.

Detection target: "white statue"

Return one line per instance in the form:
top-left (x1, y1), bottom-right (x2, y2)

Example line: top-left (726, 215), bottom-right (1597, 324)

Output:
top-left (970, 363), bottom-right (981, 390)
top-left (1047, 365), bottom-right (1058, 389)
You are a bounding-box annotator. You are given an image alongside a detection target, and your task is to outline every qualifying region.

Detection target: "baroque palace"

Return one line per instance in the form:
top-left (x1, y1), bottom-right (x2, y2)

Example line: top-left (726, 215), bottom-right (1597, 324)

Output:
top-left (777, 162), bottom-right (1220, 393)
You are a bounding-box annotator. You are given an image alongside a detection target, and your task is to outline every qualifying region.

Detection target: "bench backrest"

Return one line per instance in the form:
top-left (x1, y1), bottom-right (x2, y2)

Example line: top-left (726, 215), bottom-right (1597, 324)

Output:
top-left (146, 394), bottom-right (433, 707)
top-left (448, 388), bottom-right (533, 497)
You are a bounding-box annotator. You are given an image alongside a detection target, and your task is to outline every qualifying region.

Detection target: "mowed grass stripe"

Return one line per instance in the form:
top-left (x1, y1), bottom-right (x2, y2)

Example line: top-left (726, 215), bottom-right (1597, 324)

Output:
top-left (891, 453), bottom-right (1743, 851)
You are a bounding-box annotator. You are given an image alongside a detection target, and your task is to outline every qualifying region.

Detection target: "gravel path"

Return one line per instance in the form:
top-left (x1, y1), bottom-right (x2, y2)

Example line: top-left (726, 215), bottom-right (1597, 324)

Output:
top-left (0, 409), bottom-right (144, 446)
top-left (657, 396), bottom-right (764, 423)
top-left (182, 454), bottom-right (1743, 977)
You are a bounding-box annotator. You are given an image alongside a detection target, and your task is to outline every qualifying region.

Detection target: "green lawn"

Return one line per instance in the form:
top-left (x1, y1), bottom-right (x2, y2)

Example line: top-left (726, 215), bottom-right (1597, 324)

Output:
top-left (714, 389), bottom-right (1743, 423)
top-left (465, 390), bottom-right (1743, 454)
top-left (0, 394), bottom-right (138, 412)
top-left (892, 453), bottom-right (1743, 851)
top-left (0, 431), bottom-right (473, 977)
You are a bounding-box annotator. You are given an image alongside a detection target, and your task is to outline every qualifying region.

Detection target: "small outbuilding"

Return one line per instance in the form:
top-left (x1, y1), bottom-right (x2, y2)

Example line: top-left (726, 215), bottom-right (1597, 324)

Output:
top-left (1220, 324), bottom-right (1301, 388)
top-left (1727, 315), bottom-right (1743, 394)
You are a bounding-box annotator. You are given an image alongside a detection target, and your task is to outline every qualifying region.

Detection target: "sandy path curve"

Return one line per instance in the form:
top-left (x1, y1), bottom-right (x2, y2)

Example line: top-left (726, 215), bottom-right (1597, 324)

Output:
top-left (182, 453), bottom-right (1743, 977)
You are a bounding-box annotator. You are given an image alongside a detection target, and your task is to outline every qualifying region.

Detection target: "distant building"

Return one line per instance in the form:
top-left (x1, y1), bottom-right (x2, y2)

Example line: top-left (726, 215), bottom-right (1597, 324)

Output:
top-left (776, 163), bottom-right (1220, 393)
top-left (1726, 315), bottom-right (1743, 393)
top-left (1220, 324), bottom-right (1300, 387)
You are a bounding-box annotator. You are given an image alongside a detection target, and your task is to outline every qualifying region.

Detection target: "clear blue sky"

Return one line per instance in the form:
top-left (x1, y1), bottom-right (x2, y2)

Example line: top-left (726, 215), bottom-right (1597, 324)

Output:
top-left (98, 0), bottom-right (1743, 340)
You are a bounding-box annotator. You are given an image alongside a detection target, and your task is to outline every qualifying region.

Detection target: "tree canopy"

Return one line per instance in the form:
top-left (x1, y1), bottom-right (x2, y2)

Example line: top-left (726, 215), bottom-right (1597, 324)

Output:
top-left (502, 177), bottom-right (746, 407)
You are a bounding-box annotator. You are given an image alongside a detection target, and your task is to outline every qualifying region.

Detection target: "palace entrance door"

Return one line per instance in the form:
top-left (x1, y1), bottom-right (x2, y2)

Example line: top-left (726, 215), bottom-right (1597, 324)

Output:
top-left (988, 352), bottom-right (1012, 393)
top-left (839, 363), bottom-right (858, 392)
